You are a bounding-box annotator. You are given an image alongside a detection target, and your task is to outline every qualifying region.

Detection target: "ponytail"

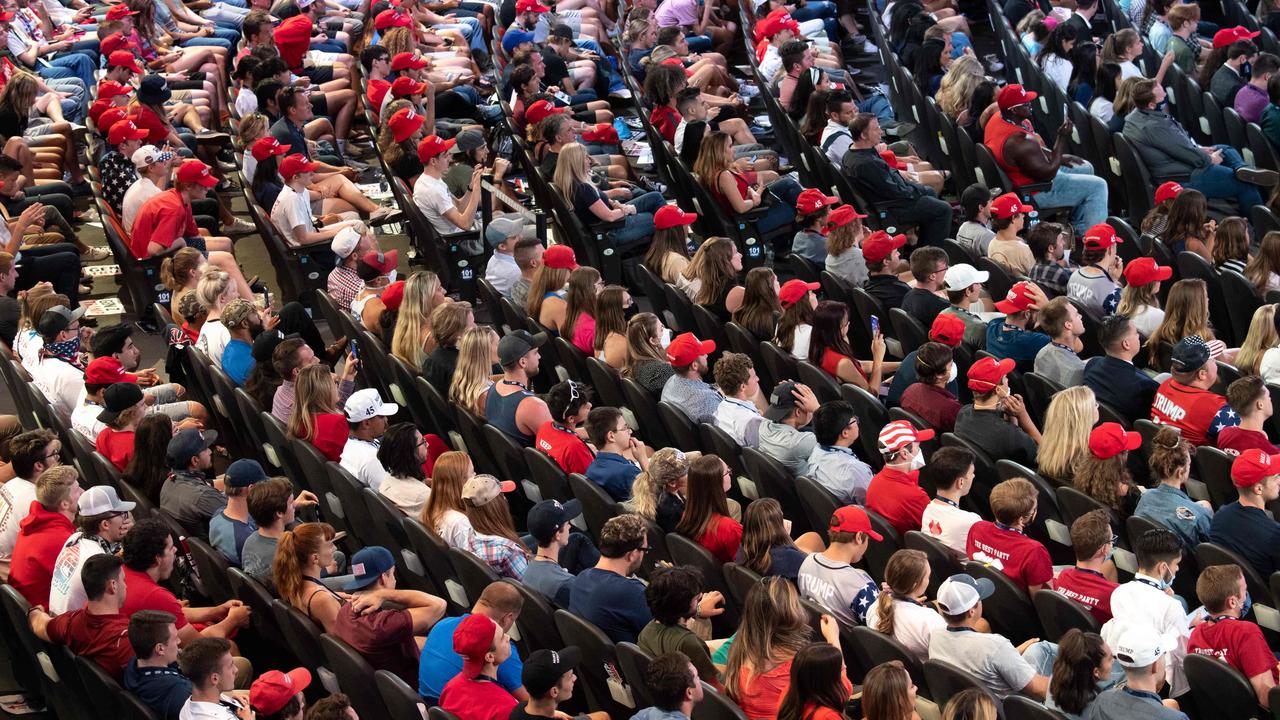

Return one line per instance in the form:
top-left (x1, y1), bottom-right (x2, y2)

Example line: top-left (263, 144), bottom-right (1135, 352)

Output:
top-left (1050, 629), bottom-right (1108, 715)
top-left (875, 549), bottom-right (930, 638)
top-left (273, 522), bottom-right (334, 606)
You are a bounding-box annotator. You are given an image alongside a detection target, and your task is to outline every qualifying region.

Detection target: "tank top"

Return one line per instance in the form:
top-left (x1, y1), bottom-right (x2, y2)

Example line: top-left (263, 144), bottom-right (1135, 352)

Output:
top-left (486, 380), bottom-right (536, 446)
top-left (984, 114), bottom-right (1037, 188)
top-left (709, 170), bottom-right (751, 215)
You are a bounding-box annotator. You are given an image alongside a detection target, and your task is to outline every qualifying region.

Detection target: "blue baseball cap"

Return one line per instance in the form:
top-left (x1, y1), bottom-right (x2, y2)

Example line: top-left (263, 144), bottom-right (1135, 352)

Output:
top-left (346, 546), bottom-right (396, 591)
top-left (225, 459), bottom-right (269, 488)
top-left (502, 29), bottom-right (535, 55)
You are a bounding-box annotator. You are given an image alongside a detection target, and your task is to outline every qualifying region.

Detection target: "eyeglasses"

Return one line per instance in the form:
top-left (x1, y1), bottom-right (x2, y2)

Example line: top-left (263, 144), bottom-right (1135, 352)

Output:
top-left (638, 546), bottom-right (653, 554)
top-left (1110, 533), bottom-right (1119, 546)
top-left (44, 449), bottom-right (61, 460)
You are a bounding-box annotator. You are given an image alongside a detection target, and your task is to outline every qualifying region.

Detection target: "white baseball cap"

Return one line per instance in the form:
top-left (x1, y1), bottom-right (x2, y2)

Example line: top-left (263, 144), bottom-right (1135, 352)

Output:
top-left (332, 226), bottom-right (362, 259)
top-left (936, 574), bottom-right (994, 615)
top-left (131, 144), bottom-right (174, 169)
top-left (1113, 626), bottom-right (1178, 668)
top-left (343, 388), bottom-right (399, 422)
top-left (78, 485), bottom-right (136, 517)
top-left (943, 263), bottom-right (990, 291)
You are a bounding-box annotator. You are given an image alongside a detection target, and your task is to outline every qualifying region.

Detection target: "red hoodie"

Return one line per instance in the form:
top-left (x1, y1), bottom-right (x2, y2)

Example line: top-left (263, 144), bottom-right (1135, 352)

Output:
top-left (10, 501), bottom-right (74, 607)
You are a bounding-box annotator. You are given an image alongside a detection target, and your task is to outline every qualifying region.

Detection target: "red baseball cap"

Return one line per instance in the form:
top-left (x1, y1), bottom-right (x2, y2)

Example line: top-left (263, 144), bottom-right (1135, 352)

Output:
top-left (666, 332), bottom-right (715, 366)
top-left (582, 123), bottom-right (619, 145)
top-left (1155, 181), bottom-right (1183, 205)
top-left (543, 244), bottom-right (577, 270)
top-left (823, 204), bottom-right (866, 234)
top-left (515, 0), bottom-right (550, 12)
top-left (877, 419), bottom-right (935, 454)
top-left (279, 153), bottom-right (319, 180)
top-left (100, 32), bottom-right (135, 56)
top-left (97, 81), bottom-right (133, 101)
top-left (390, 52), bottom-right (429, 72)
top-left (795, 188), bottom-right (839, 215)
top-left (1232, 448), bottom-right (1280, 487)
top-left (778, 279), bottom-right (819, 308)
top-left (0, 10), bottom-right (14, 21)
top-left (654, 204), bottom-right (696, 230)
top-left (862, 230), bottom-right (907, 264)
top-left (1089, 422), bottom-right (1142, 460)
top-left (390, 75), bottom-right (428, 98)
top-left (454, 613), bottom-right (500, 666)
top-left (98, 107), bottom-right (129, 134)
top-left (966, 355), bottom-right (1016, 392)
top-left (175, 159), bottom-right (218, 188)
top-left (828, 505), bottom-right (883, 541)
top-left (361, 249), bottom-right (399, 276)
top-left (525, 99), bottom-right (568, 126)
top-left (85, 356), bottom-right (138, 385)
top-left (996, 83), bottom-right (1037, 109)
top-left (250, 136), bottom-right (289, 162)
top-left (1123, 257), bottom-right (1173, 287)
top-left (374, 8), bottom-right (412, 29)
top-left (879, 150), bottom-right (908, 170)
top-left (1082, 223), bottom-right (1122, 250)
top-left (381, 280), bottom-right (406, 311)
top-left (107, 50), bottom-right (143, 74)
top-left (1213, 25), bottom-right (1260, 48)
top-left (273, 15), bottom-right (314, 65)
top-left (107, 119), bottom-right (148, 146)
top-left (929, 313), bottom-right (966, 347)
top-left (994, 280), bottom-right (1038, 314)
top-left (250, 669), bottom-right (311, 716)
top-left (990, 192), bottom-right (1033, 220)
top-left (105, 4), bottom-right (137, 20)
top-left (417, 134), bottom-right (456, 162)
top-left (757, 12), bottom-right (799, 40)
top-left (387, 107), bottom-right (426, 143)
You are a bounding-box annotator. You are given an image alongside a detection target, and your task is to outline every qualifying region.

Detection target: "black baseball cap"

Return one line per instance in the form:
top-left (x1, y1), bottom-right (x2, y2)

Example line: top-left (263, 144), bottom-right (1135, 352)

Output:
top-left (97, 382), bottom-right (145, 423)
top-left (522, 646), bottom-right (581, 697)
top-left (527, 498), bottom-right (582, 544)
top-left (1170, 335), bottom-right (1211, 373)
top-left (497, 330), bottom-right (548, 366)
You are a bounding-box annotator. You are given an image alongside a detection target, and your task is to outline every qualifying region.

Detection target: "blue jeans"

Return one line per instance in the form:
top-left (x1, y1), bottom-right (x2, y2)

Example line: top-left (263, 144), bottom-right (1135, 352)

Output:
top-left (1032, 160), bottom-right (1109, 234)
top-left (37, 75), bottom-right (86, 122)
top-left (45, 51), bottom-right (95, 93)
top-left (686, 35), bottom-right (713, 53)
top-left (203, 3), bottom-right (250, 27)
top-left (858, 92), bottom-right (894, 125)
top-left (758, 177), bottom-right (804, 235)
top-left (181, 35), bottom-right (234, 51)
top-left (792, 1), bottom-right (839, 40)
top-left (1188, 145), bottom-right (1264, 211)
top-left (608, 191), bottom-right (666, 249)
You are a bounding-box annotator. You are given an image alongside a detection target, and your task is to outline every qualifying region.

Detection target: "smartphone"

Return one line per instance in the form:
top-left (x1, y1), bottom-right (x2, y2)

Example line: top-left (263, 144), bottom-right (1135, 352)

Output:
top-left (870, 314), bottom-right (880, 337)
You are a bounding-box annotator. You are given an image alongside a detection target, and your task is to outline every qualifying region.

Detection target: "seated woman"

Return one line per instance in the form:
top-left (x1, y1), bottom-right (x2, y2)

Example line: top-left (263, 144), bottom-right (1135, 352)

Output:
top-left (449, 325), bottom-right (501, 417)
top-left (809, 299), bottom-right (894, 392)
top-left (1245, 230), bottom-right (1280, 295)
top-left (731, 267), bottom-right (782, 341)
top-left (737, 498), bottom-right (824, 582)
top-left (0, 73), bottom-right (83, 193)
top-left (823, 205), bottom-right (869, 288)
top-left (552, 142), bottom-right (665, 253)
top-left (420, 451), bottom-right (479, 550)
top-left (900, 341), bottom-right (961, 432)
top-left (527, 252), bottom-right (574, 334)
top-left (274, 522), bottom-right (348, 633)
top-left (692, 131), bottom-right (803, 243)
top-left (1037, 25), bottom-right (1077, 92)
top-left (287, 363), bottom-right (356, 462)
top-left (511, 61), bottom-right (611, 133)
top-left (775, 279), bottom-right (818, 360)
top-left (675, 454), bottom-right (743, 563)
top-left (1115, 257), bottom-right (1170, 338)
top-left (593, 286), bottom-right (631, 366)
top-left (160, 246), bottom-right (207, 318)
top-left (377, 104), bottom-right (428, 186)
top-left (679, 236), bottom-right (745, 323)
top-left (1074, 422), bottom-right (1142, 519)
top-left (644, 205), bottom-right (697, 285)
top-left (462, 474), bottom-right (530, 579)
top-left (561, 266), bottom-right (603, 355)
top-left (622, 312), bottom-right (676, 390)
top-left (1211, 216), bottom-right (1251, 275)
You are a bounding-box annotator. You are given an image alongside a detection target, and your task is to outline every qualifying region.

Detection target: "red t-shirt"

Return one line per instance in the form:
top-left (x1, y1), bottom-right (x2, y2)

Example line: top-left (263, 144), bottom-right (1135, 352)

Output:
top-left (368, 78), bottom-right (391, 113)
top-left (127, 104), bottom-right (170, 145)
top-left (95, 427), bottom-right (136, 471)
top-left (1217, 426), bottom-right (1279, 455)
top-left (121, 566), bottom-right (190, 629)
top-left (440, 673), bottom-right (518, 720)
top-left (1049, 566), bottom-right (1118, 624)
top-left (46, 610), bottom-right (133, 680)
top-left (1151, 379), bottom-right (1230, 446)
top-left (866, 467), bottom-right (930, 536)
top-left (965, 520), bottom-right (1053, 591)
top-left (333, 604), bottom-right (418, 684)
top-left (820, 347), bottom-right (867, 382)
top-left (534, 422), bottom-right (594, 476)
top-left (1188, 617), bottom-right (1280, 683)
top-left (129, 188), bottom-right (199, 259)
top-left (307, 413), bottom-right (348, 463)
top-left (697, 514), bottom-right (743, 563)
top-left (650, 105), bottom-right (680, 143)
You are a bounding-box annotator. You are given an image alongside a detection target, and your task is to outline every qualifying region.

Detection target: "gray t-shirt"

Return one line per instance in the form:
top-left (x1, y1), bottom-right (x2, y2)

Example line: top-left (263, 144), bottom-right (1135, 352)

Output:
top-left (757, 422), bottom-right (818, 476)
top-left (159, 472), bottom-right (227, 541)
top-left (943, 306), bottom-right (988, 349)
top-left (511, 278), bottom-right (532, 308)
top-left (240, 533), bottom-right (280, 587)
top-left (1083, 687), bottom-right (1188, 720)
top-left (522, 557), bottom-right (574, 606)
top-left (1033, 342), bottom-right (1086, 387)
top-left (957, 221), bottom-right (995, 256)
top-left (797, 552), bottom-right (879, 627)
top-left (1066, 268), bottom-right (1119, 318)
top-left (826, 247), bottom-right (868, 288)
top-left (928, 627), bottom-right (1036, 699)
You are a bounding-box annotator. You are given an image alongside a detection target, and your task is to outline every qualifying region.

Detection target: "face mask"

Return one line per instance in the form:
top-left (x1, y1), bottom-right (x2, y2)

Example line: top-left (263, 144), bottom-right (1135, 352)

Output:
top-left (386, 269), bottom-right (397, 284)
top-left (46, 336), bottom-right (80, 360)
top-left (1062, 249), bottom-right (1072, 266)
top-left (1242, 61), bottom-right (1253, 78)
top-left (946, 362), bottom-right (958, 384)
top-left (623, 303), bottom-right (640, 321)
top-left (660, 328), bottom-right (673, 348)
top-left (1242, 591), bottom-right (1254, 619)
top-left (909, 449), bottom-right (926, 471)
top-left (1158, 566), bottom-right (1176, 591)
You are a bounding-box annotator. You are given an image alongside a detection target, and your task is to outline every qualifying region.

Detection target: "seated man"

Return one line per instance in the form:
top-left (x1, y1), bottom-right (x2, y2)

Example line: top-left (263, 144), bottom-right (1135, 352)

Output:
top-left (522, 499), bottom-right (598, 606)
top-left (1032, 297), bottom-right (1087, 387)
top-left (984, 84), bottom-right (1108, 235)
top-left (339, 389), bottom-right (397, 491)
top-left (866, 420), bottom-right (934, 536)
top-left (806, 400), bottom-right (873, 504)
top-left (158, 428), bottom-right (224, 539)
top-left (9, 466), bottom-right (80, 607)
top-left (176, 638), bottom-right (244, 719)
top-left (955, 357), bottom-right (1040, 468)
top-left (1123, 77), bottom-right (1277, 213)
top-left (985, 281), bottom-right (1051, 372)
top-left (1084, 314), bottom-right (1161, 425)
top-left (1092, 627), bottom-right (1188, 719)
top-left (841, 113), bottom-right (952, 247)
top-left (1211, 448), bottom-right (1280, 578)
top-left (569, 514), bottom-right (653, 643)
top-left (1218, 375), bottom-right (1280, 454)
top-left (660, 333), bottom-right (723, 425)
top-left (419, 581), bottom-right (527, 703)
top-left (1152, 335), bottom-right (1240, 446)
top-left (919, 447), bottom-right (982, 558)
top-left (966, 478), bottom-right (1053, 592)
top-left (29, 554), bottom-right (133, 680)
top-left (1049, 509), bottom-right (1120, 625)
top-left (756, 381), bottom-right (821, 476)
top-left (123, 611), bottom-right (191, 720)
top-left (928, 573), bottom-right (1050, 700)
top-left (1188, 563), bottom-right (1280, 708)
top-left (798, 506), bottom-right (880, 626)
top-left (48, 485), bottom-right (134, 614)
top-left (584, 407), bottom-right (647, 502)
top-left (1065, 223), bottom-right (1124, 319)
top-left (712, 353), bottom-right (765, 447)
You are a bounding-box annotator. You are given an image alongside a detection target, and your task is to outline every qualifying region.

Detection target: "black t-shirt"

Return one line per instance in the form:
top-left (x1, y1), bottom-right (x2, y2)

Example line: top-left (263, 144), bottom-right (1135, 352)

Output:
top-left (1003, 0), bottom-right (1035, 26)
top-left (510, 704), bottom-right (592, 720)
top-left (542, 51), bottom-right (572, 92)
top-left (0, 104), bottom-right (27, 140)
top-left (572, 182), bottom-right (605, 228)
top-left (865, 274), bottom-right (911, 312)
top-left (390, 152), bottom-right (424, 185)
top-left (0, 295), bottom-right (18, 348)
top-left (422, 346), bottom-right (459, 393)
top-left (539, 149), bottom-right (559, 180)
top-left (901, 288), bottom-right (949, 328)
top-left (679, 120), bottom-right (707, 166)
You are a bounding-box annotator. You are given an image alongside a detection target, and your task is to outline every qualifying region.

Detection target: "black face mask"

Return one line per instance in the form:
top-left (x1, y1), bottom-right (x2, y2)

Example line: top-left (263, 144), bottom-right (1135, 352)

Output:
top-left (623, 303), bottom-right (640, 321)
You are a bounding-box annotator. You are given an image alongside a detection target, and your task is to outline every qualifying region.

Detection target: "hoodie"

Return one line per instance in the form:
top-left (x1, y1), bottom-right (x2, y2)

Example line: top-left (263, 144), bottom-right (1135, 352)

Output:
top-left (9, 500), bottom-right (74, 607)
top-left (123, 659), bottom-right (192, 720)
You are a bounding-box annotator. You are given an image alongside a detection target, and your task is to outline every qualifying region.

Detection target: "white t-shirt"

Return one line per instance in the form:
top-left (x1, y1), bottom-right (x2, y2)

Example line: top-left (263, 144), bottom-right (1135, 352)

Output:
top-left (0, 477), bottom-right (37, 580)
top-left (180, 699), bottom-right (240, 720)
top-left (1102, 575), bottom-right (1194, 696)
top-left (1090, 96), bottom-right (1115, 123)
top-left (32, 357), bottom-right (84, 417)
top-left (340, 437), bottom-right (389, 491)
top-left (196, 320), bottom-right (231, 368)
top-left (234, 87), bottom-right (258, 118)
top-left (863, 596), bottom-right (947, 662)
top-left (759, 45), bottom-right (783, 83)
top-left (1041, 54), bottom-right (1071, 91)
top-left (414, 173), bottom-right (474, 235)
top-left (379, 475), bottom-right (431, 517)
top-left (1130, 304), bottom-right (1165, 339)
top-left (787, 324), bottom-right (813, 360)
top-left (1261, 347), bottom-right (1280, 385)
top-left (920, 499), bottom-right (982, 557)
top-left (243, 153), bottom-right (259, 189)
top-left (15, 328), bottom-right (41, 372)
top-left (271, 184), bottom-right (313, 247)
top-left (71, 400), bottom-right (106, 442)
top-left (122, 177), bottom-right (163, 234)
top-left (435, 509), bottom-right (476, 551)
top-left (48, 533), bottom-right (106, 615)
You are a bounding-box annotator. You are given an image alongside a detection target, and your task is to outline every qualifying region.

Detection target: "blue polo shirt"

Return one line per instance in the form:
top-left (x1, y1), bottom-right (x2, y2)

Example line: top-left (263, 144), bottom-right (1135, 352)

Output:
top-left (569, 567), bottom-right (651, 643)
top-left (122, 660), bottom-right (192, 720)
top-left (585, 452), bottom-right (639, 502)
top-left (1210, 502), bottom-right (1280, 578)
top-left (985, 318), bottom-right (1052, 371)
top-left (270, 116), bottom-right (310, 158)
top-left (1083, 355), bottom-right (1160, 423)
top-left (221, 339), bottom-right (254, 386)
top-left (886, 348), bottom-right (960, 407)
top-left (208, 510), bottom-right (257, 564)
top-left (418, 613), bottom-right (523, 701)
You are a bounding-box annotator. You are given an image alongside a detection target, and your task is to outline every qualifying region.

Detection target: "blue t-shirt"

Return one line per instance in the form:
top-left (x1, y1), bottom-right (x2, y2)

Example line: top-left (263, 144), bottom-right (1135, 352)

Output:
top-left (221, 339), bottom-right (255, 386)
top-left (1210, 502), bottom-right (1280, 578)
top-left (208, 510), bottom-right (257, 564)
top-left (569, 567), bottom-right (652, 643)
top-left (122, 660), bottom-right (192, 720)
top-left (418, 613), bottom-right (523, 700)
top-left (985, 318), bottom-right (1052, 371)
top-left (886, 348), bottom-right (960, 407)
top-left (586, 452), bottom-right (639, 502)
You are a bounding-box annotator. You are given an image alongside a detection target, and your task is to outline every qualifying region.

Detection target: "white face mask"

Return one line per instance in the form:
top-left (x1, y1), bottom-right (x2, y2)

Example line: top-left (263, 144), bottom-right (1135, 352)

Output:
top-left (386, 269), bottom-right (398, 284)
top-left (909, 449), bottom-right (926, 470)
top-left (660, 328), bottom-right (673, 348)
top-left (946, 362), bottom-right (958, 384)
top-left (971, 298), bottom-right (987, 315)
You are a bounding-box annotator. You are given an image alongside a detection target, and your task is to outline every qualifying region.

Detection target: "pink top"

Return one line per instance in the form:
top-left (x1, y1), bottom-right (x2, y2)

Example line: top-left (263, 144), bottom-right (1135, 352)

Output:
top-left (572, 313), bottom-right (596, 355)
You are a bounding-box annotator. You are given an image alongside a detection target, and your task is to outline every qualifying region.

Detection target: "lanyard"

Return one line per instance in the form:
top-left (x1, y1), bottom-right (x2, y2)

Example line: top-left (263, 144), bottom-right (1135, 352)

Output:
top-left (934, 496), bottom-right (960, 508)
top-left (501, 379), bottom-right (528, 391)
top-left (995, 521), bottom-right (1024, 535)
top-left (1133, 577), bottom-right (1164, 591)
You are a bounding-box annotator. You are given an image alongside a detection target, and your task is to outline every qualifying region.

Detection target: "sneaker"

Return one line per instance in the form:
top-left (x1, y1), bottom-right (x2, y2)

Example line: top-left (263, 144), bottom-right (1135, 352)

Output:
top-left (215, 179), bottom-right (240, 193)
top-left (983, 53), bottom-right (1005, 73)
top-left (620, 117), bottom-right (643, 130)
top-left (609, 88), bottom-right (633, 100)
top-left (195, 130), bottom-right (231, 142)
top-left (736, 83), bottom-right (760, 99)
top-left (223, 217), bottom-right (257, 236)
top-left (1237, 166), bottom-right (1280, 187)
top-left (83, 245), bottom-right (112, 262)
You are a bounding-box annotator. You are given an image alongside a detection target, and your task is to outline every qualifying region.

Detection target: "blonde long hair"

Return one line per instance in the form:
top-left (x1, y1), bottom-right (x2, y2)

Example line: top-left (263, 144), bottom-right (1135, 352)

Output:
top-left (935, 55), bottom-right (985, 119)
top-left (1245, 231), bottom-right (1280, 294)
top-left (724, 577), bottom-right (813, 700)
top-left (1036, 386), bottom-right (1098, 483)
top-left (380, 27), bottom-right (415, 56)
top-left (392, 270), bottom-right (442, 367)
top-left (160, 247), bottom-right (205, 293)
top-left (1147, 279), bottom-right (1213, 366)
top-left (287, 364), bottom-right (338, 441)
top-left (551, 143), bottom-right (593, 206)
top-left (449, 325), bottom-right (499, 415)
top-left (625, 447), bottom-right (689, 521)
top-left (1235, 304), bottom-right (1279, 375)
top-left (622, 313), bottom-right (667, 378)
top-left (1115, 282), bottom-right (1160, 321)
top-left (692, 132), bottom-right (732, 191)
top-left (682, 237), bottom-right (737, 305)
